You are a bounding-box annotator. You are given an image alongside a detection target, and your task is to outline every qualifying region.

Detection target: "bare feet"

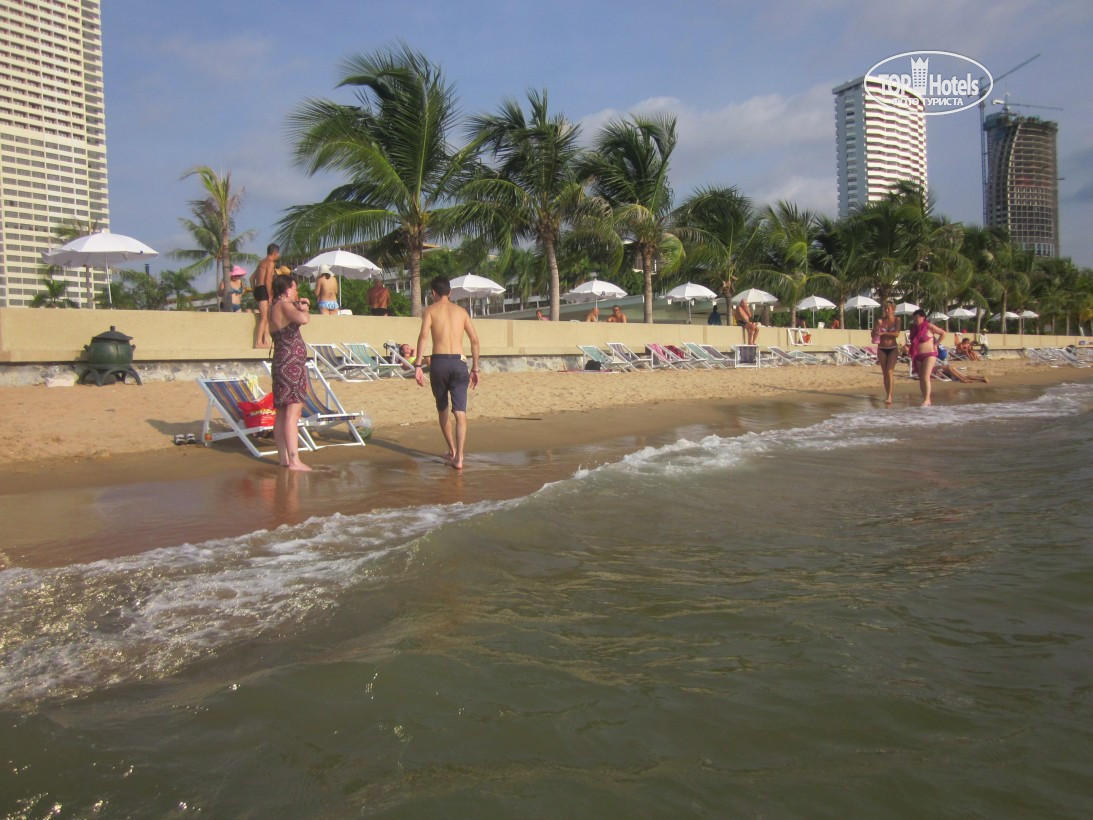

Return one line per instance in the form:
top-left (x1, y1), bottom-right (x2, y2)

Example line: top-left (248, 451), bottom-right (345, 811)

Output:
top-left (287, 462), bottom-right (312, 472)
top-left (449, 458), bottom-right (463, 470)
top-left (885, 396), bottom-right (893, 406)
top-left (921, 399), bottom-right (932, 407)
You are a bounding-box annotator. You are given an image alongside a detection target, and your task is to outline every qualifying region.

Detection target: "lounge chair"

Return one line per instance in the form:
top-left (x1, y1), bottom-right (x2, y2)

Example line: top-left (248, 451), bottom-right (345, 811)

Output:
top-left (698, 344), bottom-right (736, 367)
top-left (341, 342), bottom-right (412, 379)
top-left (257, 361), bottom-right (371, 451)
top-left (667, 343), bottom-right (713, 368)
top-left (683, 342), bottom-right (730, 368)
top-left (199, 375), bottom-right (310, 459)
top-left (608, 341), bottom-right (654, 369)
top-left (578, 344), bottom-right (632, 371)
top-left (834, 344), bottom-right (875, 366)
top-left (732, 344), bottom-right (760, 368)
top-left (647, 343), bottom-right (695, 369)
top-left (308, 342), bottom-right (377, 382)
top-left (767, 346), bottom-right (824, 366)
top-left (787, 327), bottom-right (813, 346)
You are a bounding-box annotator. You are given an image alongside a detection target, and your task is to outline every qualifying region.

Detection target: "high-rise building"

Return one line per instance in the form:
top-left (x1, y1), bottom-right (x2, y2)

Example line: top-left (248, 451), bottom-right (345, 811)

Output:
top-left (983, 110), bottom-right (1059, 258)
top-left (0, 0), bottom-right (109, 308)
top-left (833, 76), bottom-right (928, 218)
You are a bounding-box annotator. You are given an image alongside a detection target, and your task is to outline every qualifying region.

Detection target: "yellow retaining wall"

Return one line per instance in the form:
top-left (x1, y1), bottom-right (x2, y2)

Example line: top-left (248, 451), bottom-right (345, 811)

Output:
top-left (0, 307), bottom-right (1084, 364)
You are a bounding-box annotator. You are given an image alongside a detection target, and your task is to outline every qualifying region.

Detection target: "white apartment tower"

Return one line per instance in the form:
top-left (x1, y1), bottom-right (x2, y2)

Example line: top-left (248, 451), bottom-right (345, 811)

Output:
top-left (0, 0), bottom-right (109, 307)
top-left (833, 76), bottom-right (927, 218)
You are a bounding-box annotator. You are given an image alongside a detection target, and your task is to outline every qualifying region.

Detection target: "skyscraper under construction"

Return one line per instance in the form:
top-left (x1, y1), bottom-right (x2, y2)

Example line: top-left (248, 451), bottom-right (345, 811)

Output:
top-left (983, 110), bottom-right (1059, 258)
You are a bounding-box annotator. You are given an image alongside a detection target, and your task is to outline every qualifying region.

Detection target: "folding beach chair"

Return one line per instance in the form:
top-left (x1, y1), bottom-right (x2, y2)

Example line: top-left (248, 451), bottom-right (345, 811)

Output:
top-left (732, 345), bottom-right (760, 368)
top-left (308, 342), bottom-right (377, 382)
top-left (199, 375), bottom-right (311, 459)
top-left (767, 346), bottom-right (824, 366)
top-left (699, 344), bottom-right (736, 367)
top-left (647, 343), bottom-right (695, 369)
top-left (683, 342), bottom-right (730, 368)
top-left (341, 342), bottom-right (411, 379)
top-left (834, 344), bottom-right (874, 366)
top-left (607, 341), bottom-right (654, 369)
top-left (787, 327), bottom-right (813, 346)
top-left (259, 361), bottom-right (371, 450)
top-left (578, 345), bottom-right (632, 371)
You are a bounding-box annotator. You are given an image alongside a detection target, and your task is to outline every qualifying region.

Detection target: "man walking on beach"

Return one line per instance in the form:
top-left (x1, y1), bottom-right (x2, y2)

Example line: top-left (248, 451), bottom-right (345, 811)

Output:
top-left (368, 276), bottom-right (391, 316)
top-left (251, 243), bottom-right (279, 348)
top-left (415, 276), bottom-right (481, 470)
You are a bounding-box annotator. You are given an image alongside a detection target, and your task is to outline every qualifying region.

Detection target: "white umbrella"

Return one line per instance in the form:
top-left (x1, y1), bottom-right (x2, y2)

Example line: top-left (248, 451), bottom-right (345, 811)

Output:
top-left (930, 311), bottom-right (950, 321)
top-left (795, 295), bottom-right (836, 326)
top-left (296, 249), bottom-right (380, 282)
top-left (43, 230), bottom-right (159, 308)
top-left (564, 278), bottom-right (627, 304)
top-left (1018, 310), bottom-right (1038, 319)
top-left (989, 311), bottom-right (1020, 322)
top-left (949, 307), bottom-right (978, 319)
top-left (732, 288), bottom-right (777, 306)
top-left (665, 282), bottom-right (717, 323)
top-left (448, 273), bottom-right (505, 315)
top-left (845, 295), bottom-right (880, 310)
top-left (893, 301), bottom-right (920, 316)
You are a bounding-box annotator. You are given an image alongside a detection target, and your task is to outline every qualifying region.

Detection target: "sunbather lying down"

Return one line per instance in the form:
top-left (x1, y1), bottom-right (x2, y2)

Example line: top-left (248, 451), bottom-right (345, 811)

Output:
top-left (937, 363), bottom-right (989, 383)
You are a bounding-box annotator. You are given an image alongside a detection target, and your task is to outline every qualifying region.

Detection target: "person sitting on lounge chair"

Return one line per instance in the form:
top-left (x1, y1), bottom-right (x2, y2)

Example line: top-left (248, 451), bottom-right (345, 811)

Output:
top-left (956, 337), bottom-right (979, 360)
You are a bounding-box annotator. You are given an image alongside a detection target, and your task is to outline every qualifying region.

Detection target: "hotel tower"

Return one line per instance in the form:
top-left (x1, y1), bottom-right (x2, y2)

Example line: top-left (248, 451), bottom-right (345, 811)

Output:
top-left (833, 76), bottom-right (928, 218)
top-left (0, 0), bottom-right (109, 307)
top-left (983, 109), bottom-right (1059, 258)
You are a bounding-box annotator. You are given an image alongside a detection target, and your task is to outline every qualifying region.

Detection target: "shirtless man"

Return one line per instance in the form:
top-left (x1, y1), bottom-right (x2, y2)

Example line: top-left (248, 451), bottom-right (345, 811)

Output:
top-left (733, 301), bottom-right (759, 344)
top-left (314, 265), bottom-right (340, 315)
top-left (584, 306), bottom-right (599, 322)
top-left (368, 277), bottom-right (391, 316)
top-left (251, 243), bottom-right (279, 348)
top-left (414, 276), bottom-right (481, 470)
top-left (610, 305), bottom-right (627, 323)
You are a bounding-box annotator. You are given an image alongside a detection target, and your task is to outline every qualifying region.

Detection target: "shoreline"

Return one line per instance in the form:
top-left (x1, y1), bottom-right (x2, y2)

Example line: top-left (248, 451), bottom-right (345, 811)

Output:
top-left (2, 361), bottom-right (1090, 569)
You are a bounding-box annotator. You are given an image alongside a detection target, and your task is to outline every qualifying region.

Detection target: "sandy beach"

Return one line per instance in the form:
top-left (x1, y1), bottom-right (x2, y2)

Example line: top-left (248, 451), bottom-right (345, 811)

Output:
top-left (2, 357), bottom-right (1089, 568)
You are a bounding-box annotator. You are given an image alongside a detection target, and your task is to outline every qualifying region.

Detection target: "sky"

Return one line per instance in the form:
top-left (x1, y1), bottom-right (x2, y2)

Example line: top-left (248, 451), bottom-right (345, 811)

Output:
top-left (100, 0), bottom-right (1093, 291)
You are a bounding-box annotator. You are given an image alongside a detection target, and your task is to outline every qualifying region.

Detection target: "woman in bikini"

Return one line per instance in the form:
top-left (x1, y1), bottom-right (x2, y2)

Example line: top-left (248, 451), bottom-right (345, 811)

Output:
top-left (269, 273), bottom-right (312, 471)
top-left (908, 309), bottom-right (945, 407)
top-left (872, 300), bottom-right (902, 405)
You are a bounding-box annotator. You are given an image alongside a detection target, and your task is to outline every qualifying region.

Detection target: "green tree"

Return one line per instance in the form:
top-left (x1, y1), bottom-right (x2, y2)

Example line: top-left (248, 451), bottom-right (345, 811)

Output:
top-left (30, 274), bottom-right (77, 308)
top-left (464, 90), bottom-right (594, 320)
top-left (277, 44), bottom-right (482, 316)
top-left (178, 167), bottom-right (256, 311)
top-left (159, 269), bottom-right (199, 310)
top-left (756, 201), bottom-right (830, 327)
top-left (675, 186), bottom-right (761, 322)
top-left (579, 114), bottom-right (685, 323)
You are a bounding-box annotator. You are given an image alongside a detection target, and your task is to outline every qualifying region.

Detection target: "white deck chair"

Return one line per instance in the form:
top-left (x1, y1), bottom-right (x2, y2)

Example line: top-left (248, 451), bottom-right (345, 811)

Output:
top-left (683, 342), bottom-right (730, 368)
top-left (733, 345), bottom-right (760, 368)
top-left (647, 343), bottom-right (695, 369)
top-left (578, 345), bottom-right (631, 371)
top-left (341, 342), bottom-right (412, 379)
top-left (699, 344), bottom-right (736, 367)
top-left (768, 346), bottom-right (822, 365)
top-left (259, 361), bottom-right (370, 450)
top-left (787, 327), bottom-right (813, 346)
top-left (608, 341), bottom-right (654, 369)
top-left (834, 344), bottom-right (874, 366)
top-left (308, 343), bottom-right (377, 382)
top-left (199, 375), bottom-right (312, 459)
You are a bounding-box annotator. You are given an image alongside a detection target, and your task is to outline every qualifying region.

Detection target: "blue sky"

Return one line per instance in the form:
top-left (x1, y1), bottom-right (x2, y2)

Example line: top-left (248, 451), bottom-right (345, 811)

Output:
top-left (101, 0), bottom-right (1093, 290)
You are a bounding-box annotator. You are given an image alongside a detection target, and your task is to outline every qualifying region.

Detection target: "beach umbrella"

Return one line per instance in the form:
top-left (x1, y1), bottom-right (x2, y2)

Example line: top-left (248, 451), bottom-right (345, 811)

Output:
top-left (845, 295), bottom-right (880, 310)
top-left (1018, 310), bottom-right (1038, 319)
top-left (665, 282), bottom-right (717, 323)
top-left (989, 311), bottom-right (1019, 322)
top-left (449, 273), bottom-right (505, 315)
top-left (930, 311), bottom-right (950, 321)
top-left (796, 295), bottom-right (836, 325)
top-left (949, 307), bottom-right (978, 319)
top-left (295, 249), bottom-right (381, 303)
top-left (43, 230), bottom-right (159, 308)
top-left (893, 301), bottom-right (920, 316)
top-left (731, 288), bottom-right (777, 306)
top-left (564, 278), bottom-right (627, 304)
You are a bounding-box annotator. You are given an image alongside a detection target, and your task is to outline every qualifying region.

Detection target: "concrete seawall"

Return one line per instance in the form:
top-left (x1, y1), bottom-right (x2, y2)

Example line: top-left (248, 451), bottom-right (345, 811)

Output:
top-left (0, 307), bottom-right (1081, 385)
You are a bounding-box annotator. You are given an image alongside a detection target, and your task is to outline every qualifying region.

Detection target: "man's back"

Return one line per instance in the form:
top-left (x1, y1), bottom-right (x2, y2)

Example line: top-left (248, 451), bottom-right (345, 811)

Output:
top-left (425, 299), bottom-right (474, 354)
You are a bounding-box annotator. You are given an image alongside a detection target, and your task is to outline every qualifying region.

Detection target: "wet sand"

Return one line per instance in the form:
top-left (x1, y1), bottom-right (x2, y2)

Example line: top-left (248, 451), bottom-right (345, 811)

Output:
top-left (1, 359), bottom-right (1087, 568)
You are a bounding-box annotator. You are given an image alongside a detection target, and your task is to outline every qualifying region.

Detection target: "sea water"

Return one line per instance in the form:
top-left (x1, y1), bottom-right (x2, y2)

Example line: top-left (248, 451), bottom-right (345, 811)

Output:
top-left (1, 383), bottom-right (1091, 817)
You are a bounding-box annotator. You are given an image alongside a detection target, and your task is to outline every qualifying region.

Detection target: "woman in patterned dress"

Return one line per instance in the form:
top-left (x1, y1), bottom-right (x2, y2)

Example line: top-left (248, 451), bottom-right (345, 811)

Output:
top-left (269, 273), bottom-right (311, 470)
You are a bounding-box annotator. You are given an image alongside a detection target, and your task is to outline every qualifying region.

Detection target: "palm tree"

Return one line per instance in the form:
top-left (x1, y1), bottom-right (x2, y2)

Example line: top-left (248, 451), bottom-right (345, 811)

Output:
top-left (675, 186), bottom-right (762, 322)
top-left (159, 269), bottom-right (199, 310)
top-left (756, 201), bottom-right (829, 327)
top-left (179, 167), bottom-right (252, 311)
top-left (277, 44), bottom-right (482, 316)
top-left (579, 114), bottom-right (684, 323)
top-left (464, 90), bottom-right (595, 321)
top-left (30, 274), bottom-right (77, 308)
top-left (814, 215), bottom-right (869, 328)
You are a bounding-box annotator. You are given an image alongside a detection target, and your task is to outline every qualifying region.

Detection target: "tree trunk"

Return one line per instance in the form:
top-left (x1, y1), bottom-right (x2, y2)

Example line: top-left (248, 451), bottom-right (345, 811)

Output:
top-left (546, 239), bottom-right (561, 321)
top-left (409, 245), bottom-right (423, 317)
top-left (84, 265), bottom-right (94, 309)
top-left (642, 247), bottom-right (654, 324)
top-left (219, 235), bottom-right (232, 312)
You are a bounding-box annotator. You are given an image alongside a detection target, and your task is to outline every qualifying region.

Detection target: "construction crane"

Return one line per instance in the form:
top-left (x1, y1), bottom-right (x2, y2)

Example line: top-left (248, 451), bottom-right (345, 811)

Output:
top-left (991, 93), bottom-right (1064, 115)
top-left (978, 54), bottom-right (1040, 222)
